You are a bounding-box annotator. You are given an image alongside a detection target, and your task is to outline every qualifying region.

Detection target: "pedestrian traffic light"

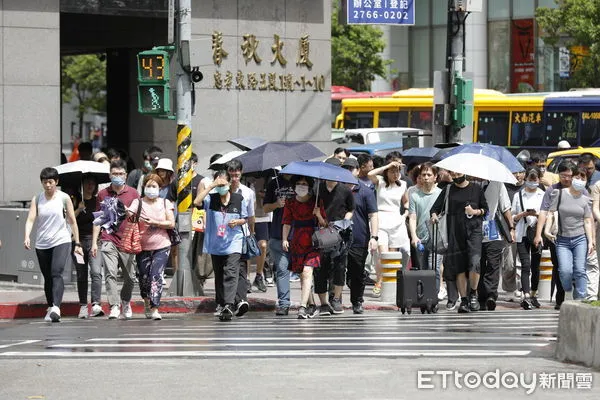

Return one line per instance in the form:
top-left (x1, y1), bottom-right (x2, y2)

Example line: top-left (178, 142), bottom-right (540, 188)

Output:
top-left (452, 75), bottom-right (473, 128)
top-left (137, 49), bottom-right (171, 115)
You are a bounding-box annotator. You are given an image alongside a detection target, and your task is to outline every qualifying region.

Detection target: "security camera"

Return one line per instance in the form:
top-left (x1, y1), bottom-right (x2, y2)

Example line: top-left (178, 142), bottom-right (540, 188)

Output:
top-left (191, 68), bottom-right (203, 83)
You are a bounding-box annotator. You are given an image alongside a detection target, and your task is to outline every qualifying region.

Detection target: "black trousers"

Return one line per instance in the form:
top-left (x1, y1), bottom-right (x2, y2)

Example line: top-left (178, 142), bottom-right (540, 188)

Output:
top-left (36, 242), bottom-right (71, 307)
top-left (548, 241), bottom-right (565, 304)
top-left (516, 238), bottom-right (541, 294)
top-left (478, 240), bottom-right (507, 303)
top-left (212, 253), bottom-right (244, 306)
top-left (315, 250), bottom-right (348, 294)
top-left (347, 247), bottom-right (368, 305)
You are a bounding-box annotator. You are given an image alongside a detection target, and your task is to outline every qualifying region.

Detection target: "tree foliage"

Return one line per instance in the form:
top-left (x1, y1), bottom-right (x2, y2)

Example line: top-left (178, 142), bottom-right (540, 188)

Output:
top-left (61, 54), bottom-right (107, 137)
top-left (331, 1), bottom-right (392, 91)
top-left (536, 0), bottom-right (600, 88)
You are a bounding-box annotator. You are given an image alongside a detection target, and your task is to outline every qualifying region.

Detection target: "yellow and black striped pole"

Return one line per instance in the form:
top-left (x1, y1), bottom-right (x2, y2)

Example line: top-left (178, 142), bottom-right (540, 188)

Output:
top-left (176, 124), bottom-right (193, 213)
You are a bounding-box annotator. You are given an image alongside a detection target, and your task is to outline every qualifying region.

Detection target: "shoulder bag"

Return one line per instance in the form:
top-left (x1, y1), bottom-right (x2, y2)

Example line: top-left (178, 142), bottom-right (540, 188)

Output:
top-left (241, 223), bottom-right (261, 260)
top-left (427, 185), bottom-right (450, 255)
top-left (163, 199), bottom-right (182, 246)
top-left (120, 199), bottom-right (142, 254)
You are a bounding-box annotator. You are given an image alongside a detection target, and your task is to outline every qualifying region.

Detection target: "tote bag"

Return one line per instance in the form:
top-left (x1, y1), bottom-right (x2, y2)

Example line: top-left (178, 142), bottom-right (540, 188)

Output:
top-left (426, 185), bottom-right (450, 255)
top-left (120, 200), bottom-right (142, 254)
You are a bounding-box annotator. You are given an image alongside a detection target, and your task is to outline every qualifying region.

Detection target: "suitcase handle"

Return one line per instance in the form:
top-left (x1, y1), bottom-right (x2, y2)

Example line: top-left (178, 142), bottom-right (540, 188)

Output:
top-left (417, 280), bottom-right (424, 300)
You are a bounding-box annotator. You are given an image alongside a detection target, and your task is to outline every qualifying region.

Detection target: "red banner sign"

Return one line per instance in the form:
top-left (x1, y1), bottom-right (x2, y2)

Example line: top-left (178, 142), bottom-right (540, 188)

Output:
top-left (511, 19), bottom-right (535, 93)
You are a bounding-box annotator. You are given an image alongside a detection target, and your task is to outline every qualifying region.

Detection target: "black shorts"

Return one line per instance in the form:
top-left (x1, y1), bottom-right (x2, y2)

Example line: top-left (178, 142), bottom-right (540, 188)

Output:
top-left (255, 222), bottom-right (270, 242)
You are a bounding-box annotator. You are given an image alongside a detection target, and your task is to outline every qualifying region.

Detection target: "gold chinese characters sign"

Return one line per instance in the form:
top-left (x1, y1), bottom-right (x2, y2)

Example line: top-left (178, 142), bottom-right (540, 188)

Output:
top-left (211, 32), bottom-right (325, 93)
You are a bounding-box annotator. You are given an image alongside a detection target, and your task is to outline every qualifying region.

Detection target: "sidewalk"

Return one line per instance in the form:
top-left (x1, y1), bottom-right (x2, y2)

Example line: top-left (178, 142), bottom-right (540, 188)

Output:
top-left (0, 273), bottom-right (541, 319)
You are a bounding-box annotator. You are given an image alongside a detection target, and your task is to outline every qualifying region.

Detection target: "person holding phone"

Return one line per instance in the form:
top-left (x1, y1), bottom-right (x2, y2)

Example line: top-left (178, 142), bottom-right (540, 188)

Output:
top-left (512, 167), bottom-right (545, 309)
top-left (127, 173), bottom-right (175, 320)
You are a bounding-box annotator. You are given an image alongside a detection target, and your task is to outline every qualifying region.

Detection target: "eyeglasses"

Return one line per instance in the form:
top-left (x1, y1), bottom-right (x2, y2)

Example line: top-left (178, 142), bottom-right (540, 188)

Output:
top-left (558, 174), bottom-right (573, 179)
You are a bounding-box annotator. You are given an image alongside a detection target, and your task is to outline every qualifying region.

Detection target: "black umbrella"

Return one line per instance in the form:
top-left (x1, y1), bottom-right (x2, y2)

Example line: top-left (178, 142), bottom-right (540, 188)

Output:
top-left (232, 142), bottom-right (326, 173)
top-left (402, 147), bottom-right (441, 166)
top-left (227, 137), bottom-right (267, 151)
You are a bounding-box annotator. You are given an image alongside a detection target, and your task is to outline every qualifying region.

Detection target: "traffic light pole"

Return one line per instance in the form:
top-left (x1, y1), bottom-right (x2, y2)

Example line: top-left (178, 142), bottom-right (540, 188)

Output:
top-left (169, 0), bottom-right (200, 297)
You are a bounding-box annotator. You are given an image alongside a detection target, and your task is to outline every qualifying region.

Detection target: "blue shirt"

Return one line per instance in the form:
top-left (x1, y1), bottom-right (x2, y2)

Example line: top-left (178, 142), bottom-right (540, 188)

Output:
top-left (203, 192), bottom-right (248, 255)
top-left (351, 181), bottom-right (378, 247)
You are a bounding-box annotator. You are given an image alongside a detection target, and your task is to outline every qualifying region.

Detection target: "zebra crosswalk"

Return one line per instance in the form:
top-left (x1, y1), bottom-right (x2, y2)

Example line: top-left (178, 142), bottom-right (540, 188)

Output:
top-left (0, 309), bottom-right (558, 359)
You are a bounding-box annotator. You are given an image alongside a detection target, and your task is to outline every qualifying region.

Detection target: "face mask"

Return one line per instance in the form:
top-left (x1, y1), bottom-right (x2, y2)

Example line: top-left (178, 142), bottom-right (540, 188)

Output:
top-left (452, 175), bottom-right (466, 185)
top-left (111, 176), bottom-right (125, 187)
top-left (215, 185), bottom-right (230, 196)
top-left (572, 179), bottom-right (586, 192)
top-left (145, 187), bottom-right (159, 199)
top-left (143, 160), bottom-right (152, 171)
top-left (539, 167), bottom-right (546, 173)
top-left (295, 185), bottom-right (309, 197)
top-left (525, 181), bottom-right (539, 189)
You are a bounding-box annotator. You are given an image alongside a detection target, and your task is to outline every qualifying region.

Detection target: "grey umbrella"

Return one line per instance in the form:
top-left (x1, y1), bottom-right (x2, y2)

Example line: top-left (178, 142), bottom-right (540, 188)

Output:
top-left (232, 142), bottom-right (326, 174)
top-left (227, 137), bottom-right (267, 151)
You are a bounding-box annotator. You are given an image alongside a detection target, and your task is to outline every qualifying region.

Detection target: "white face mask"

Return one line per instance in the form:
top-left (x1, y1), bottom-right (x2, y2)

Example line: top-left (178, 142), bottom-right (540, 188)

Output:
top-left (145, 187), bottom-right (160, 199)
top-left (572, 178), bottom-right (586, 192)
top-left (295, 185), bottom-right (309, 197)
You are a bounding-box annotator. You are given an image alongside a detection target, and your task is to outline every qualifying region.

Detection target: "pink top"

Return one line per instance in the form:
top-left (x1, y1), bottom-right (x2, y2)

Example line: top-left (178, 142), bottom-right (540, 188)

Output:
top-left (128, 198), bottom-right (174, 250)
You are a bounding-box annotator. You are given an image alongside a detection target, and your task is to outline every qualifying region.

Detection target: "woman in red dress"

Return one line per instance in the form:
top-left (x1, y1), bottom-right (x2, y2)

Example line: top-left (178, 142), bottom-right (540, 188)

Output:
top-left (282, 176), bottom-right (327, 319)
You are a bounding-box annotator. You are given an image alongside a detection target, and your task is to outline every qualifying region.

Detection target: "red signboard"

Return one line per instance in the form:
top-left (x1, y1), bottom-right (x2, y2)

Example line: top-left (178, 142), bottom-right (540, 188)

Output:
top-left (511, 19), bottom-right (535, 93)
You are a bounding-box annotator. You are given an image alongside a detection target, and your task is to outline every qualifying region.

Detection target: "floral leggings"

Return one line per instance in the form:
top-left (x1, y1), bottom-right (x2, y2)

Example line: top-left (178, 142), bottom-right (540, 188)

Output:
top-left (136, 247), bottom-right (171, 308)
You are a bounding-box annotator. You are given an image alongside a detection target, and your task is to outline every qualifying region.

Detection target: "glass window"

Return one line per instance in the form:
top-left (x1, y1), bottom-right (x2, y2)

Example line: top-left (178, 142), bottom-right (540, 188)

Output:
top-left (432, 26), bottom-right (446, 73)
top-left (432, 0), bottom-right (447, 25)
top-left (510, 111), bottom-right (544, 146)
top-left (580, 113), bottom-right (600, 146)
top-left (477, 112), bottom-right (509, 146)
top-left (513, 0), bottom-right (535, 18)
top-left (544, 112), bottom-right (578, 147)
top-left (344, 112), bottom-right (373, 130)
top-left (410, 110), bottom-right (433, 130)
top-left (488, 21), bottom-right (510, 92)
top-left (378, 111), bottom-right (409, 128)
top-left (415, 0), bottom-right (430, 26)
top-left (538, 0), bottom-right (558, 9)
top-left (411, 28), bottom-right (431, 87)
top-left (488, 0), bottom-right (509, 20)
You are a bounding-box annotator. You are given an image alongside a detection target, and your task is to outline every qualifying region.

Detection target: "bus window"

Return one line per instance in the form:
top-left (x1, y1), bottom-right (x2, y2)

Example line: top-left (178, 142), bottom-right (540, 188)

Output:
top-left (410, 111), bottom-right (433, 130)
top-left (378, 111), bottom-right (408, 128)
top-left (580, 112), bottom-right (600, 146)
top-left (477, 112), bottom-right (509, 146)
top-left (510, 111), bottom-right (543, 147)
top-left (544, 112), bottom-right (578, 147)
top-left (345, 112), bottom-right (374, 129)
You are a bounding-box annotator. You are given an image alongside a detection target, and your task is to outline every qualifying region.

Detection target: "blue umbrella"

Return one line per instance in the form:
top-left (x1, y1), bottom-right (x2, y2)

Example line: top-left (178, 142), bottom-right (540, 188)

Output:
top-left (439, 143), bottom-right (524, 173)
top-left (233, 142), bottom-right (325, 173)
top-left (280, 161), bottom-right (359, 185)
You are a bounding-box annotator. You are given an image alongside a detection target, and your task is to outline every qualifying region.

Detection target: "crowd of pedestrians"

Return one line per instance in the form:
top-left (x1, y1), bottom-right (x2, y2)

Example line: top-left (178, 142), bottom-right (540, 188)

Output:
top-left (24, 141), bottom-right (600, 322)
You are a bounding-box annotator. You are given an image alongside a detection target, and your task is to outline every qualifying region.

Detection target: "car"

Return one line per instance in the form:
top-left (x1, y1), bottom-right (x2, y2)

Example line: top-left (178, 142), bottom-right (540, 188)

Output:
top-left (546, 147), bottom-right (600, 173)
top-left (346, 142), bottom-right (405, 158)
top-left (337, 127), bottom-right (432, 145)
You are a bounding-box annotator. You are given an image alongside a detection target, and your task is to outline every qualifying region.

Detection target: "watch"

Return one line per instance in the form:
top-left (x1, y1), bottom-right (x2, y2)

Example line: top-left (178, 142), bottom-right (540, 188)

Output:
top-left (371, 236), bottom-right (379, 241)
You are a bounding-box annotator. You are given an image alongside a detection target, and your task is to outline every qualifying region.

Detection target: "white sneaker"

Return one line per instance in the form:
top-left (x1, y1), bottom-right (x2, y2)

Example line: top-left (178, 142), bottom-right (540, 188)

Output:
top-left (438, 285), bottom-right (447, 301)
top-left (44, 307), bottom-right (52, 322)
top-left (121, 301), bottom-right (133, 319)
top-left (90, 304), bottom-right (104, 317)
top-left (151, 309), bottom-right (162, 320)
top-left (213, 304), bottom-right (223, 316)
top-left (108, 305), bottom-right (120, 319)
top-left (49, 306), bottom-right (61, 322)
top-left (78, 305), bottom-right (88, 319)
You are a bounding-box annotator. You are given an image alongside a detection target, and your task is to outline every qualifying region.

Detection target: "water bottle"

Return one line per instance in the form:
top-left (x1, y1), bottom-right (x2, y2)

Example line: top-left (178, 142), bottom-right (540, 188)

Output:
top-left (417, 242), bottom-right (425, 252)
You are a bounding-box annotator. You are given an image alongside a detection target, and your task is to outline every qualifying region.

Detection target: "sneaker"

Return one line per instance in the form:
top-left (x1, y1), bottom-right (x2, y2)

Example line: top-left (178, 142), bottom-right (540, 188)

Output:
top-left (253, 274), bottom-right (267, 293)
top-left (213, 304), bottom-right (224, 316)
top-left (108, 305), bottom-right (120, 319)
top-left (521, 298), bottom-right (532, 310)
top-left (446, 301), bottom-right (457, 311)
top-left (438, 285), bottom-right (448, 301)
top-left (289, 272), bottom-right (300, 282)
top-left (78, 305), bottom-right (88, 319)
top-left (352, 303), bottom-right (364, 314)
top-left (530, 296), bottom-right (541, 308)
top-left (44, 307), bottom-right (52, 322)
top-left (458, 298), bottom-right (470, 313)
top-left (265, 277), bottom-right (275, 287)
top-left (469, 293), bottom-right (480, 312)
top-left (49, 306), bottom-right (61, 322)
top-left (331, 298), bottom-right (344, 314)
top-left (219, 304), bottom-right (234, 321)
top-left (90, 304), bottom-right (104, 317)
top-left (121, 301), bottom-right (133, 319)
top-left (275, 306), bottom-right (289, 316)
top-left (297, 306), bottom-right (308, 319)
top-left (151, 309), bottom-right (162, 320)
top-left (144, 303), bottom-right (152, 319)
top-left (554, 303), bottom-right (561, 310)
top-left (319, 304), bottom-right (334, 316)
top-left (307, 304), bottom-right (319, 318)
top-left (234, 300), bottom-right (249, 317)
top-left (485, 297), bottom-right (496, 311)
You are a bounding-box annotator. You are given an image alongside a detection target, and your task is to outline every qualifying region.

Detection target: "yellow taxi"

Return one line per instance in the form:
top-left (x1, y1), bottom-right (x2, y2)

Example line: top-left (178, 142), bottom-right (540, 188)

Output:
top-left (546, 147), bottom-right (600, 173)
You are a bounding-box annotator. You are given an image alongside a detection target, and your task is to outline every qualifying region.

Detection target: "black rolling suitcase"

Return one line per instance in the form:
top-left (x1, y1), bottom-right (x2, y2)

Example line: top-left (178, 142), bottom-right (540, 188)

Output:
top-left (396, 224), bottom-right (440, 315)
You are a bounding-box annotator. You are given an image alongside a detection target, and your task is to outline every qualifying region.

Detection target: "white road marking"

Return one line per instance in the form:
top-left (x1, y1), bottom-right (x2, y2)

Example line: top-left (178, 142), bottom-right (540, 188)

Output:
top-left (49, 342), bottom-right (550, 348)
top-left (87, 335), bottom-right (556, 342)
top-left (0, 340), bottom-right (40, 349)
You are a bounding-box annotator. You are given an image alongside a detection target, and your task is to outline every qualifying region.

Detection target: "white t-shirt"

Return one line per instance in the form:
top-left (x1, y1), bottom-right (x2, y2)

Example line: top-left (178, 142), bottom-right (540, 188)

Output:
top-left (376, 176), bottom-right (406, 213)
top-left (35, 191), bottom-right (72, 249)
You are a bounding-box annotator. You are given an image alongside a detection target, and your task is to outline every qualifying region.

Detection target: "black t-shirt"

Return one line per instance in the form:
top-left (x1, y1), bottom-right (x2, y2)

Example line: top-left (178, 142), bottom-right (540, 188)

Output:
top-left (76, 197), bottom-right (97, 237)
top-left (191, 174), bottom-right (204, 201)
top-left (319, 182), bottom-right (355, 221)
top-left (264, 176), bottom-right (295, 240)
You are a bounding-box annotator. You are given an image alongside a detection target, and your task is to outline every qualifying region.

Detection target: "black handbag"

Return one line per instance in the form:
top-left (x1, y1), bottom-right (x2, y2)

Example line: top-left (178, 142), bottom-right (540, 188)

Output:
top-left (163, 199), bottom-right (182, 246)
top-left (241, 224), bottom-right (261, 260)
top-left (312, 225), bottom-right (342, 250)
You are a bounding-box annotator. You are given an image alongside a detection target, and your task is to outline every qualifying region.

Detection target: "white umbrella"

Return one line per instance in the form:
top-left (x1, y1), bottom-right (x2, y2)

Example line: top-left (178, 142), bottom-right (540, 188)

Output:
top-left (434, 153), bottom-right (517, 184)
top-left (209, 150), bottom-right (246, 168)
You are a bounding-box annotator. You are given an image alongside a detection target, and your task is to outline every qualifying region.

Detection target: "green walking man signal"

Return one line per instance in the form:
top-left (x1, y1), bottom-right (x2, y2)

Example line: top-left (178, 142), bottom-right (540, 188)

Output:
top-left (137, 48), bottom-right (173, 115)
top-left (452, 74), bottom-right (474, 129)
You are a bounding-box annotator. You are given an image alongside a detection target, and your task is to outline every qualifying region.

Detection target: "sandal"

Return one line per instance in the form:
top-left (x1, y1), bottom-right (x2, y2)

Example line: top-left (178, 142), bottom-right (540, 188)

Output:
top-left (372, 282), bottom-right (382, 297)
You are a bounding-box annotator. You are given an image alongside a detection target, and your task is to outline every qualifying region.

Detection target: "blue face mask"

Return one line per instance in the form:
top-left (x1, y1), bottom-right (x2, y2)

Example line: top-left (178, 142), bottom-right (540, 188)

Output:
top-left (215, 185), bottom-right (230, 196)
top-left (525, 181), bottom-right (538, 189)
top-left (111, 175), bottom-right (125, 187)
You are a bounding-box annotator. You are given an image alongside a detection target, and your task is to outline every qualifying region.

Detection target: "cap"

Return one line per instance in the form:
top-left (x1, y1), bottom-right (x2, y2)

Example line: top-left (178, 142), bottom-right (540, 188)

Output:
top-left (93, 152), bottom-right (108, 163)
top-left (324, 157), bottom-right (342, 166)
top-left (342, 157), bottom-right (359, 169)
top-left (557, 140), bottom-right (571, 149)
top-left (155, 158), bottom-right (174, 172)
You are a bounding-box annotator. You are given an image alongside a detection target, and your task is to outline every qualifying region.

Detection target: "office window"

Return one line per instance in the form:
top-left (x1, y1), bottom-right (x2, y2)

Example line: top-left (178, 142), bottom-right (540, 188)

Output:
top-left (411, 28), bottom-right (431, 87)
top-left (513, 0), bottom-right (535, 18)
top-left (432, 0), bottom-right (447, 25)
top-left (488, 0), bottom-right (509, 20)
top-left (415, 0), bottom-right (430, 26)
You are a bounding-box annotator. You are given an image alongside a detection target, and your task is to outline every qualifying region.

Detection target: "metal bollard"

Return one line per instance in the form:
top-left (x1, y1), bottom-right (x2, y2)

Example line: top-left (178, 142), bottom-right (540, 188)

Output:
top-left (537, 249), bottom-right (553, 301)
top-left (379, 251), bottom-right (402, 303)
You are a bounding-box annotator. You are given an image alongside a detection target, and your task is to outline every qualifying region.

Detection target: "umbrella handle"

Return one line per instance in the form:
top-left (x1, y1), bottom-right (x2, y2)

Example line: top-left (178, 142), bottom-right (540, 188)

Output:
top-left (314, 180), bottom-right (320, 207)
